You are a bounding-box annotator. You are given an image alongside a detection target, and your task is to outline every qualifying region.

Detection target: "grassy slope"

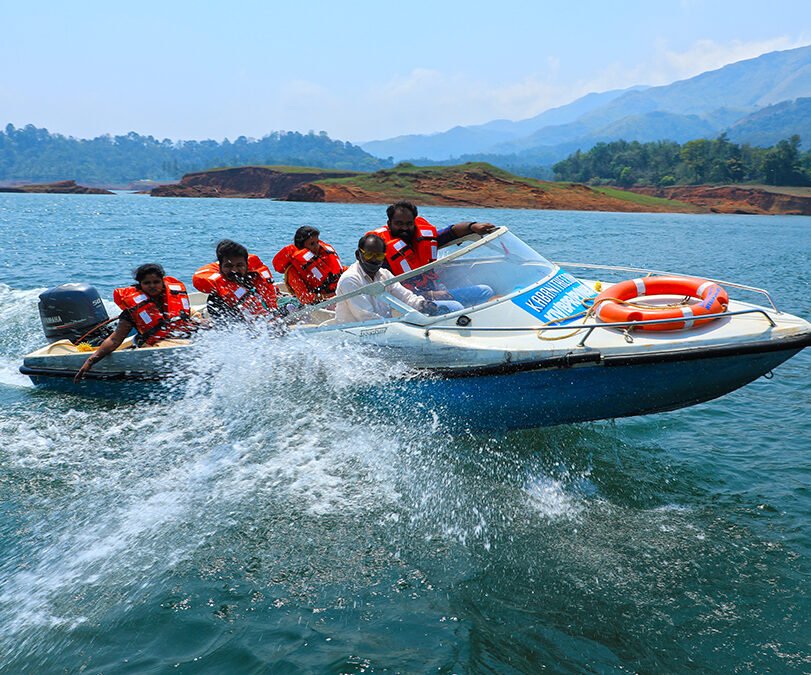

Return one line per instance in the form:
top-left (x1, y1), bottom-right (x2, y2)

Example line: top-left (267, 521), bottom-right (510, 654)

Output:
top-left (591, 185), bottom-right (700, 210)
top-left (738, 184), bottom-right (811, 197)
top-left (318, 162), bottom-right (697, 209)
top-left (184, 162), bottom-right (702, 210)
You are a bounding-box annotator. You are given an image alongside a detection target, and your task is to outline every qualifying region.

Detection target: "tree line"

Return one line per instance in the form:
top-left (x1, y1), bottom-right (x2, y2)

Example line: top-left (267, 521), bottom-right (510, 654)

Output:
top-left (552, 134), bottom-right (811, 187)
top-left (0, 124), bottom-right (390, 185)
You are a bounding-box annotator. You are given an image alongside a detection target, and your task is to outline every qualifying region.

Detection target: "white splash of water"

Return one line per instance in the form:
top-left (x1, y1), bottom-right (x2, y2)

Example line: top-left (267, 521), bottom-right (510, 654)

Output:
top-left (524, 473), bottom-right (585, 520)
top-left (0, 283), bottom-right (46, 386)
top-left (0, 325), bottom-right (428, 638)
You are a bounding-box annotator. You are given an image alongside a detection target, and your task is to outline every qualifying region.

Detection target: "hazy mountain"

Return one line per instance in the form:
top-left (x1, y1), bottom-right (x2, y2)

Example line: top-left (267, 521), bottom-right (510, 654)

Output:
top-left (569, 44), bottom-right (811, 130)
top-left (359, 87), bottom-right (643, 161)
top-left (361, 44), bottom-right (811, 165)
top-left (594, 111), bottom-right (718, 143)
top-left (726, 97), bottom-right (811, 148)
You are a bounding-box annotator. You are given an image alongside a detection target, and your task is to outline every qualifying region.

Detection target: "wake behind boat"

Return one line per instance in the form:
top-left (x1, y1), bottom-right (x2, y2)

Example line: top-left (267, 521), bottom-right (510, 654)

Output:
top-left (20, 228), bottom-right (811, 429)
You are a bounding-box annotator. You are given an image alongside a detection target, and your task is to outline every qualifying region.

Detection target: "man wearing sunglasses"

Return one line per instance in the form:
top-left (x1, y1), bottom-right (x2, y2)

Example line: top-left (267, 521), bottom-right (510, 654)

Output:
top-left (334, 234), bottom-right (442, 324)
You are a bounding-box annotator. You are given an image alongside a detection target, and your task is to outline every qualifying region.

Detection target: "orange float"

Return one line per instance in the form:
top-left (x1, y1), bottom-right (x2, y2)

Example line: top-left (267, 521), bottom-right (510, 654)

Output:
top-left (594, 276), bottom-right (729, 331)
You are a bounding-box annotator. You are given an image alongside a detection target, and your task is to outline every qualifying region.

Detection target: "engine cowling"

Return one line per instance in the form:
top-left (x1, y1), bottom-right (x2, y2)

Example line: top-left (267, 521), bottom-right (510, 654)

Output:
top-left (38, 283), bottom-right (110, 343)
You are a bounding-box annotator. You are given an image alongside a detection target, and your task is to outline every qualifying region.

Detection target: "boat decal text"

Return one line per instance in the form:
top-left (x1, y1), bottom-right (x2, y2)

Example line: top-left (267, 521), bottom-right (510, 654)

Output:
top-left (511, 270), bottom-right (593, 324)
top-left (357, 326), bottom-right (388, 336)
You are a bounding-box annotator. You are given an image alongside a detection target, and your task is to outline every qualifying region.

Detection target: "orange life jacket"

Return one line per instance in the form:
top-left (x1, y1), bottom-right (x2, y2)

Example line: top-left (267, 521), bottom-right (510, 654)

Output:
top-left (369, 217), bottom-right (438, 290)
top-left (272, 244), bottom-right (298, 274)
top-left (192, 254), bottom-right (278, 315)
top-left (113, 276), bottom-right (194, 346)
top-left (273, 241), bottom-right (346, 304)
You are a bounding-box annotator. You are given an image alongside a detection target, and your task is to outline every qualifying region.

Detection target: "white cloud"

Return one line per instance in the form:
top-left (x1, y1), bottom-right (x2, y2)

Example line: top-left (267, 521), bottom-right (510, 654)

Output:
top-left (658, 36), bottom-right (810, 81)
top-left (251, 37), bottom-right (811, 143)
top-left (341, 69), bottom-right (574, 141)
top-left (377, 68), bottom-right (447, 99)
top-left (580, 36), bottom-right (811, 93)
top-left (343, 37), bottom-right (811, 140)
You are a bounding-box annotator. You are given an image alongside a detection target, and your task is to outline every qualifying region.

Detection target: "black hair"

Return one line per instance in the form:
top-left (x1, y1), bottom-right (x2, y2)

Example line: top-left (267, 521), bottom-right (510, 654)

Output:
top-left (294, 226), bottom-right (320, 249)
top-left (133, 263), bottom-right (165, 282)
top-left (216, 239), bottom-right (249, 263)
top-left (386, 200), bottom-right (418, 221)
top-left (358, 233), bottom-right (385, 251)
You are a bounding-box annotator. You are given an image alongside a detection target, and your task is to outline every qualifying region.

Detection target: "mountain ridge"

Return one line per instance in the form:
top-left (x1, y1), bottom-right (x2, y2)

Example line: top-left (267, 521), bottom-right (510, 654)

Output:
top-left (360, 45), bottom-right (811, 164)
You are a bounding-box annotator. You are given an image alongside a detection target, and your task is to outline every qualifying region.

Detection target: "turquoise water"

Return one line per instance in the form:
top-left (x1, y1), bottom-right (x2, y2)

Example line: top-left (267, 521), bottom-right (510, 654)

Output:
top-left (0, 193), bottom-right (809, 672)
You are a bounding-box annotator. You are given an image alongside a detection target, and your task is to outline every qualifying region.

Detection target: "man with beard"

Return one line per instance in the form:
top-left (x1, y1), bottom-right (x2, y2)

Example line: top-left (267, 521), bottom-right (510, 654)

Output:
top-left (193, 239), bottom-right (279, 324)
top-left (369, 201), bottom-right (496, 311)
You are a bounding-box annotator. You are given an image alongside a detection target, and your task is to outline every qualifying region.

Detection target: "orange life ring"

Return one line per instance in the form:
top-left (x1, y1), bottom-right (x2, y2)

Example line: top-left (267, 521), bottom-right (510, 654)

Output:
top-left (594, 276), bottom-right (729, 331)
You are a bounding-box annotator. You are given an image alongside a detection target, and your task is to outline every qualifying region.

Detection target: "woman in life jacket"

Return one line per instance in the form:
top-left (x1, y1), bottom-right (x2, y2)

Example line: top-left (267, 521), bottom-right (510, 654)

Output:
top-left (74, 263), bottom-right (197, 382)
top-left (192, 239), bottom-right (278, 323)
top-left (272, 226), bottom-right (347, 304)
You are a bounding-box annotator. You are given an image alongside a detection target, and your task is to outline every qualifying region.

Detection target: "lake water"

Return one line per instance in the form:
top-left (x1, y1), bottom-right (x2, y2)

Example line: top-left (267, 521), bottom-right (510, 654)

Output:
top-left (0, 193), bottom-right (809, 672)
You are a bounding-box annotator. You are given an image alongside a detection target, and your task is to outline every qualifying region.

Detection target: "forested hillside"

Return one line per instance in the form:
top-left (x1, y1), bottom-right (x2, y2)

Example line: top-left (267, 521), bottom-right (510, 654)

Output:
top-left (552, 135), bottom-right (811, 186)
top-left (0, 124), bottom-right (390, 185)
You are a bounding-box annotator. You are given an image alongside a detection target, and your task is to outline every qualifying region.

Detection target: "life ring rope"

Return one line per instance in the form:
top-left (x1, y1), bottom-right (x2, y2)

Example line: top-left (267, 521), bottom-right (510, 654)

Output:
top-left (594, 276), bottom-right (728, 332)
top-left (536, 276), bottom-right (729, 340)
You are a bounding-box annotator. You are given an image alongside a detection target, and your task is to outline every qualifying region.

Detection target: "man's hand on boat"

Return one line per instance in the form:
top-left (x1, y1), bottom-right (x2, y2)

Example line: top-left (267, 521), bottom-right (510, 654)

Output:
top-left (421, 300), bottom-right (448, 316)
top-left (74, 354), bottom-right (100, 383)
top-left (449, 221), bottom-right (497, 238)
top-left (423, 289), bottom-right (454, 301)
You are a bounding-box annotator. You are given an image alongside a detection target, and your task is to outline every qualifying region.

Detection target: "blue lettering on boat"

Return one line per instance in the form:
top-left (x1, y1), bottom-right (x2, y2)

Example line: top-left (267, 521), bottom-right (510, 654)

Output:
top-left (702, 285), bottom-right (720, 310)
top-left (511, 270), bottom-right (594, 324)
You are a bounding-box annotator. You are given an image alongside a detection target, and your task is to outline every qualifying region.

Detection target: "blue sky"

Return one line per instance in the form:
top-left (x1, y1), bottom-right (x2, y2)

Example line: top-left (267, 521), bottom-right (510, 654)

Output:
top-left (2, 0), bottom-right (810, 143)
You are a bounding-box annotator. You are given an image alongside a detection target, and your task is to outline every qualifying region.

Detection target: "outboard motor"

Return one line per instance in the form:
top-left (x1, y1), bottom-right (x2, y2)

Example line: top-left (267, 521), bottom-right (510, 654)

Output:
top-left (38, 283), bottom-right (110, 344)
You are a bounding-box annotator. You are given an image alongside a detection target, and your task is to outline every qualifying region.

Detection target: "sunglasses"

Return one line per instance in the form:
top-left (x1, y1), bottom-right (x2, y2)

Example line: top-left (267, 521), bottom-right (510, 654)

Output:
top-left (359, 249), bottom-right (386, 263)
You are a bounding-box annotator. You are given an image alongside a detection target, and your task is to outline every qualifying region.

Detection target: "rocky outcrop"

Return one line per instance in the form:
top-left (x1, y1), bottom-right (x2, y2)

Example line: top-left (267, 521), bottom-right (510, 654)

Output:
top-left (0, 180), bottom-right (113, 194)
top-left (629, 185), bottom-right (811, 215)
top-left (285, 183), bottom-right (327, 202)
top-left (150, 166), bottom-right (358, 198)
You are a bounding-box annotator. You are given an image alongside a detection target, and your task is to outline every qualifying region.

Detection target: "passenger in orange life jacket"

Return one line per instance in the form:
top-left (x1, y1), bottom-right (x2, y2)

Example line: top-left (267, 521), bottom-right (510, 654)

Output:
top-left (369, 201), bottom-right (497, 312)
top-left (74, 263), bottom-right (198, 382)
top-left (271, 226), bottom-right (347, 304)
top-left (192, 239), bottom-right (279, 324)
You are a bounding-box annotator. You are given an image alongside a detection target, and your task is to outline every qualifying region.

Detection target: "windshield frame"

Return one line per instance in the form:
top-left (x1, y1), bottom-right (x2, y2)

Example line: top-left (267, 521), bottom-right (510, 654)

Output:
top-left (287, 227), bottom-right (560, 327)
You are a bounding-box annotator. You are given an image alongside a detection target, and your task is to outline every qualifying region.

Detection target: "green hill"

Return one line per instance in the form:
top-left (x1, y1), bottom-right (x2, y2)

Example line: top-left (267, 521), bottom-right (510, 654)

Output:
top-left (0, 124), bottom-right (390, 185)
top-left (727, 98), bottom-right (811, 148)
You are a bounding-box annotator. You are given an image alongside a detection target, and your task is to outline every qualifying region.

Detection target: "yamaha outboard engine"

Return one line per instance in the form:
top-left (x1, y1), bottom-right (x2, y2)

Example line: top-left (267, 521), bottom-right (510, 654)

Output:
top-left (38, 283), bottom-right (110, 344)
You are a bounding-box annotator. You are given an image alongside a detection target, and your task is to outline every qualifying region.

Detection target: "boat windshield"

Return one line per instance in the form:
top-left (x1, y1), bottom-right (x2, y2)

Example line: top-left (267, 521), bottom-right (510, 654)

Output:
top-left (312, 228), bottom-right (560, 326)
top-left (432, 229), bottom-right (556, 295)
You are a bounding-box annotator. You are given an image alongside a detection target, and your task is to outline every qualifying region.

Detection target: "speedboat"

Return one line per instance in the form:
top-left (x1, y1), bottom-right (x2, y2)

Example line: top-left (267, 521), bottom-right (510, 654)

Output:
top-left (20, 228), bottom-right (811, 428)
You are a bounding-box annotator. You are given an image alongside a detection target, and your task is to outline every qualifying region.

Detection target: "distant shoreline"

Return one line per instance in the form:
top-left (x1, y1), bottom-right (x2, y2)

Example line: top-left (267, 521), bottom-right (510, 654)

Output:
top-left (0, 180), bottom-right (113, 195)
top-left (146, 164), bottom-right (811, 216)
top-left (5, 168), bottom-right (811, 215)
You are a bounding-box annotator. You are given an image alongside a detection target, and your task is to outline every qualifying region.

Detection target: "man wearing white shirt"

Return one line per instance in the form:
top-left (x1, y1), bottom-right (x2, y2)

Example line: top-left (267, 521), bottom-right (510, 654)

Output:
top-left (335, 234), bottom-right (440, 323)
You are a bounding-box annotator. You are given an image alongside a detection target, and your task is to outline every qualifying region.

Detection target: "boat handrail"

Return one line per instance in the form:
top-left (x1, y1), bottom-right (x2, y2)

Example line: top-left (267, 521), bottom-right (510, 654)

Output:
top-left (553, 261), bottom-right (780, 312)
top-left (423, 307), bottom-right (778, 348)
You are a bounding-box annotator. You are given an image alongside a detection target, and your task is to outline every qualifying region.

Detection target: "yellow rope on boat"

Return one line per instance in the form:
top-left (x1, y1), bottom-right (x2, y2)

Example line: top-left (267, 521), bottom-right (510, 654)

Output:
top-left (535, 286), bottom-right (693, 341)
